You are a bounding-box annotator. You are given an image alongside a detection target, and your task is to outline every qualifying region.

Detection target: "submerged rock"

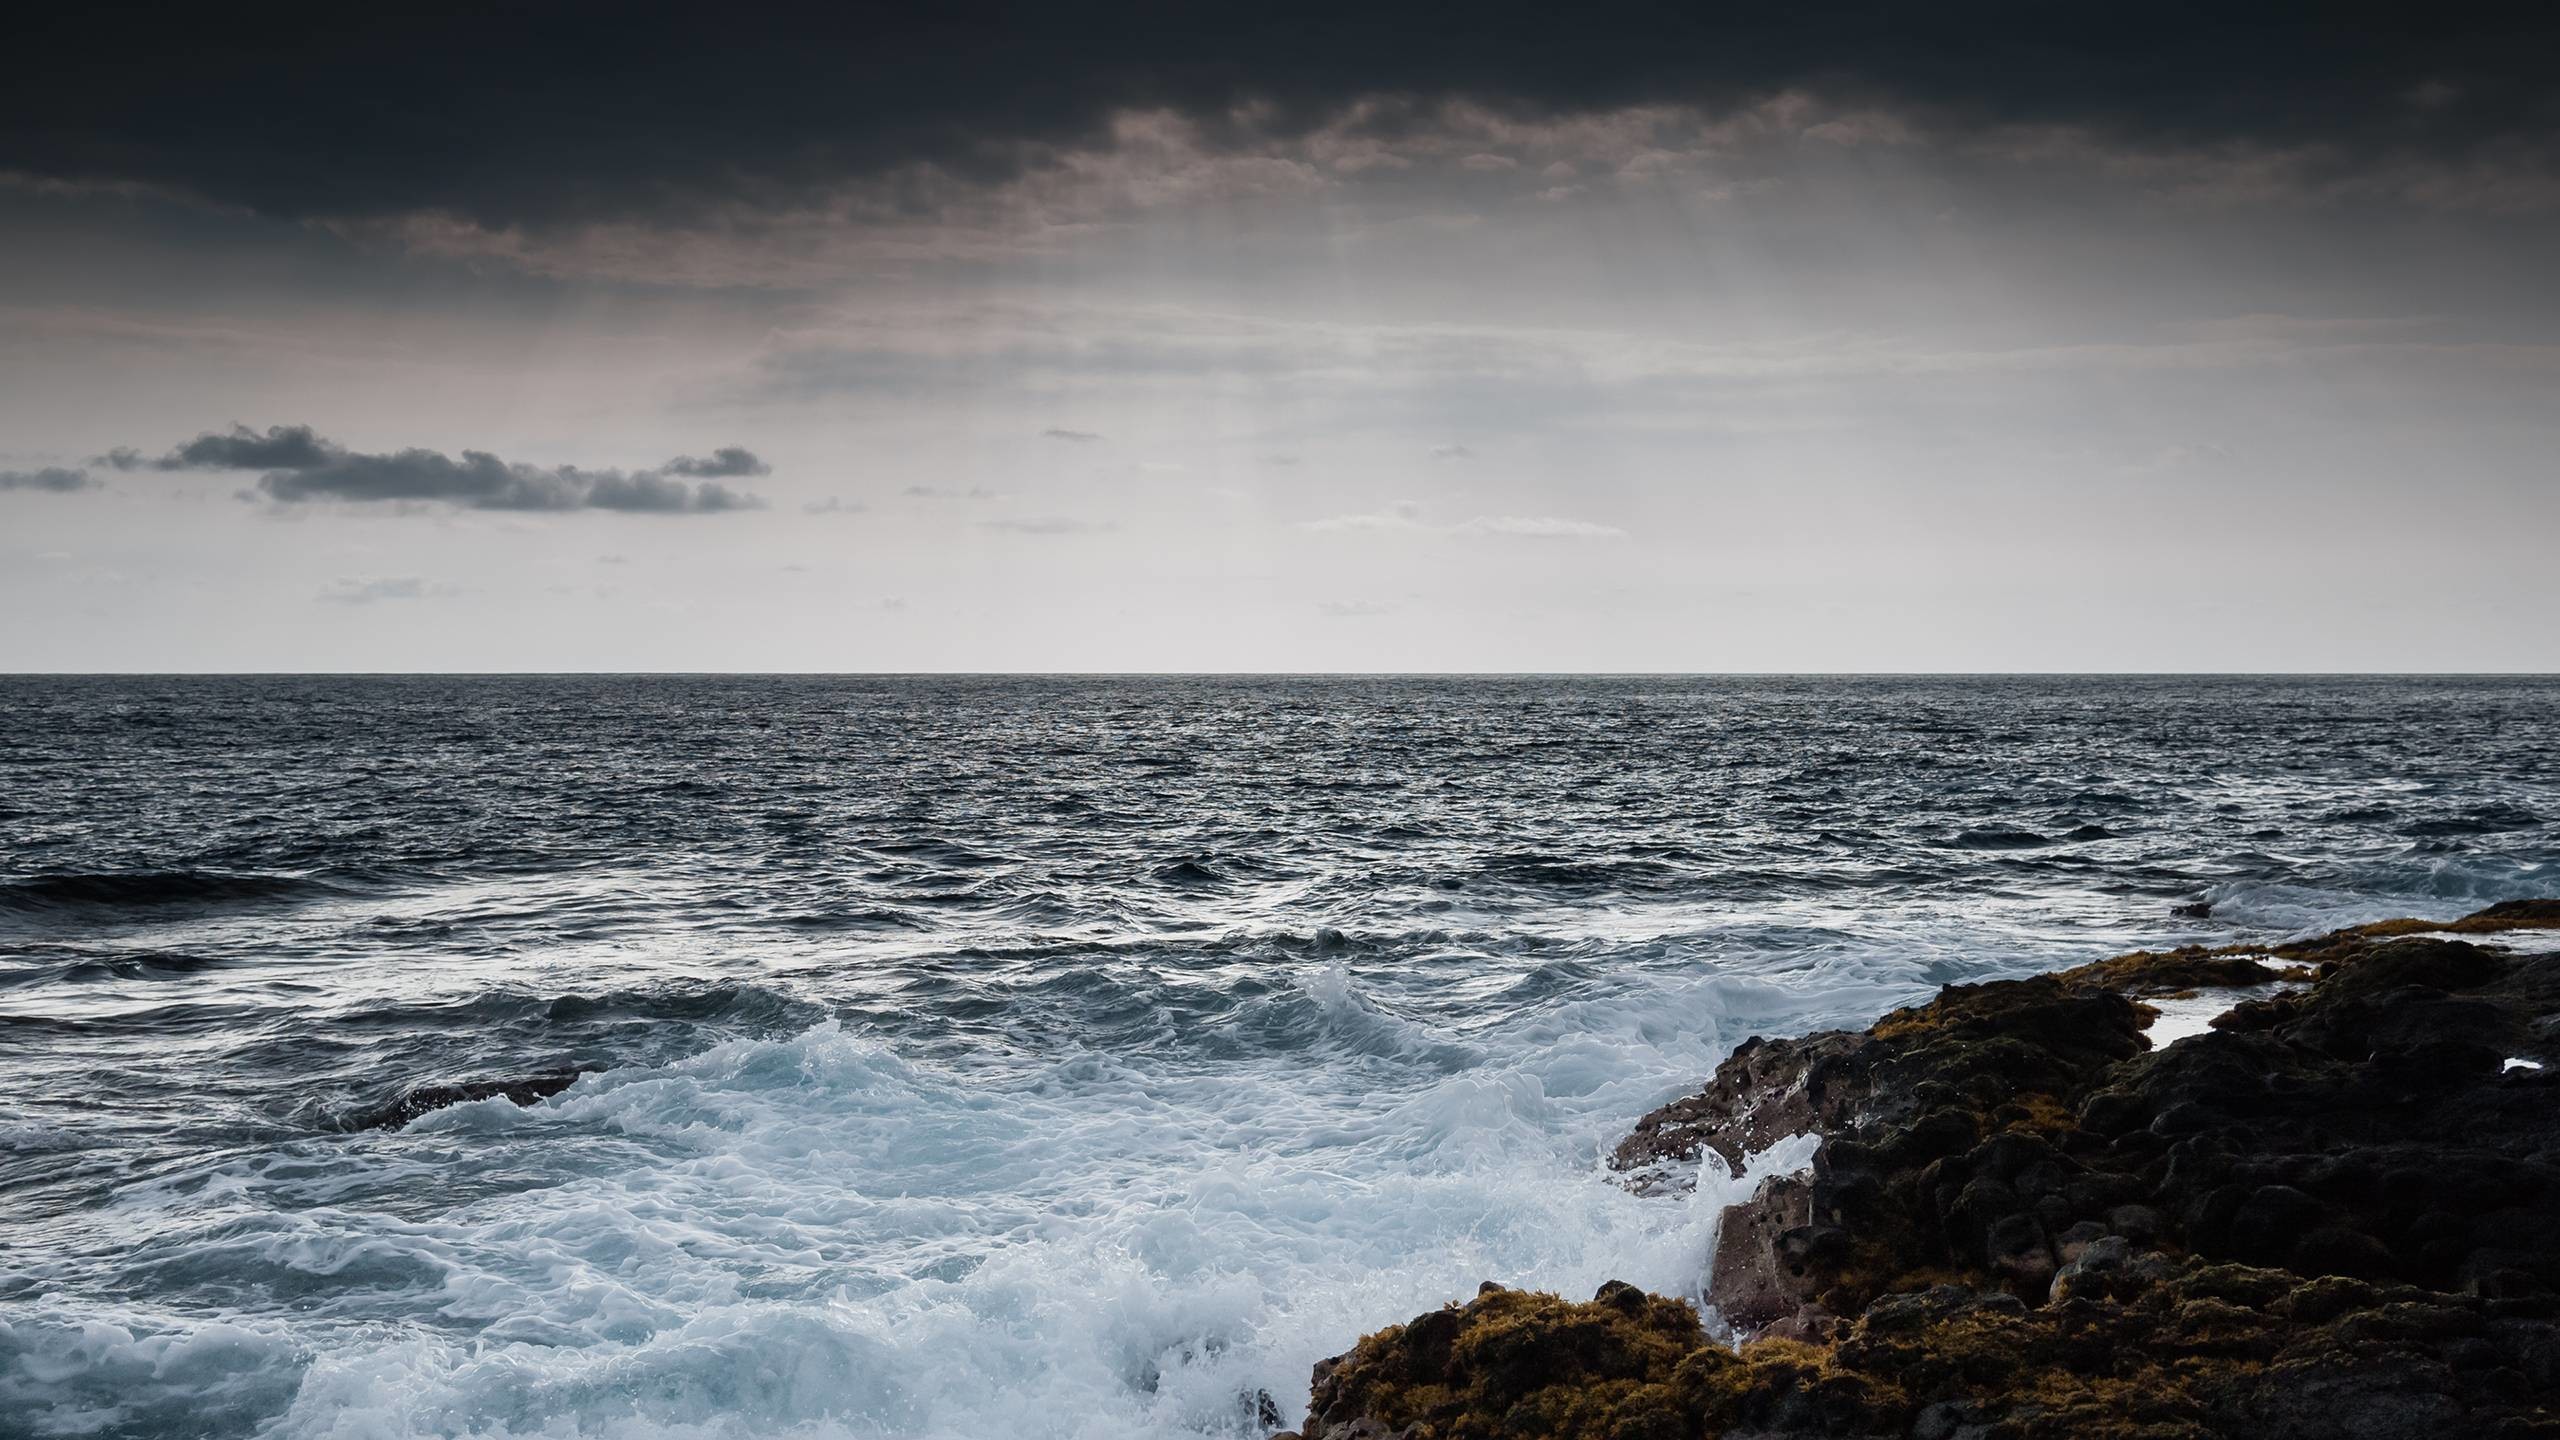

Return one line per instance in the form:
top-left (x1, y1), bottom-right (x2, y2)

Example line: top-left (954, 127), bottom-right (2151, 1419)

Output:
top-left (1286, 901), bottom-right (2560, 1438)
top-left (347, 1070), bottom-right (584, 1130)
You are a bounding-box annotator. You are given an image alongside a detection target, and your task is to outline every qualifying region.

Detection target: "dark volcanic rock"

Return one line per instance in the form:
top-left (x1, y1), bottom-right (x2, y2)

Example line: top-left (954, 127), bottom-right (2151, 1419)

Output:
top-left (1613, 1030), bottom-right (1874, 1181)
top-left (1707, 1171), bottom-right (1826, 1339)
top-left (349, 1070), bottom-right (584, 1130)
top-left (1283, 1263), bottom-right (2560, 1440)
top-left (1286, 901), bottom-right (2560, 1439)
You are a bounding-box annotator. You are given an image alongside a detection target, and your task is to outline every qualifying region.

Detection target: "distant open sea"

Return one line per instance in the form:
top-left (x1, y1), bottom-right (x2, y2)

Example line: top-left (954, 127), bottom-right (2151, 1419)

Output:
top-left (4, 676), bottom-right (2555, 1439)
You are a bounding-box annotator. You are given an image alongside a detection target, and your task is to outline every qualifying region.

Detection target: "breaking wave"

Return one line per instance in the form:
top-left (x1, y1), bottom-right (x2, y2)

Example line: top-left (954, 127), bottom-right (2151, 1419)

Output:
top-left (2, 674), bottom-right (2554, 1437)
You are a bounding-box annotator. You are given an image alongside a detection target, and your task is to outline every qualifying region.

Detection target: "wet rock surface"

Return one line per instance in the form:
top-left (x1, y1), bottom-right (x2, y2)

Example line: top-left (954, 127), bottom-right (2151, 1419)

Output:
top-left (1284, 903), bottom-right (2560, 1439)
top-left (346, 1070), bottom-right (584, 1130)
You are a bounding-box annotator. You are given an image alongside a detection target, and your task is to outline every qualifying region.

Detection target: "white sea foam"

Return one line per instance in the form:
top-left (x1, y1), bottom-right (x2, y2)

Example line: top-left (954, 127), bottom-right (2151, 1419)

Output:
top-left (1685, 1131), bottom-right (1823, 1336)
top-left (4, 962), bottom-right (1906, 1439)
top-left (2138, 991), bottom-right (2251, 1048)
top-left (9, 676), bottom-right (2558, 1439)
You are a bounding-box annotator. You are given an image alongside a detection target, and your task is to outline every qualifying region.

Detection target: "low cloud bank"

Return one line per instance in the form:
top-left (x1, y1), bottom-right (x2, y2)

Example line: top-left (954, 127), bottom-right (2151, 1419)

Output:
top-left (103, 425), bottom-right (770, 514)
top-left (0, 467), bottom-right (98, 492)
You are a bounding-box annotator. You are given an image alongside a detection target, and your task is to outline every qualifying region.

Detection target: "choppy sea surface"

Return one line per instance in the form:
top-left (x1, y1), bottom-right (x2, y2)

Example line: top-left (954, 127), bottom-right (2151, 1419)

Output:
top-left (3, 675), bottom-right (2556, 1439)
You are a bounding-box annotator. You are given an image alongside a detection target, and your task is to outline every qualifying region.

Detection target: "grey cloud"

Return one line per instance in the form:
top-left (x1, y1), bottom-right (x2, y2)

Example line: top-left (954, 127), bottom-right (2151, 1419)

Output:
top-left (5, 6), bottom-right (2551, 230)
top-left (661, 446), bottom-right (771, 477)
top-left (125, 425), bottom-right (768, 514)
top-left (0, 466), bottom-right (98, 492)
top-left (1042, 428), bottom-right (1103, 443)
top-left (157, 423), bottom-right (333, 472)
top-left (802, 496), bottom-right (865, 514)
top-left (584, 471), bottom-right (761, 513)
top-left (1429, 443), bottom-right (1476, 461)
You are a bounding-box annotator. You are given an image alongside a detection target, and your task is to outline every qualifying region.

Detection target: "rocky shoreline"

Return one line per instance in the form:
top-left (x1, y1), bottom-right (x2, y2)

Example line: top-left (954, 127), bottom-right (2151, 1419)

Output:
top-left (1277, 900), bottom-right (2560, 1439)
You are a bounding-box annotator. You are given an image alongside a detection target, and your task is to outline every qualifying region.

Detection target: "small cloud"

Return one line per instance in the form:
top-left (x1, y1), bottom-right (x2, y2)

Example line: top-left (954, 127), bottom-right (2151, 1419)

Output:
top-left (318, 575), bottom-right (458, 605)
top-left (1429, 443), bottom-right (1476, 461)
top-left (1263, 453), bottom-right (1302, 467)
top-left (1300, 505), bottom-right (1622, 541)
top-left (1452, 515), bottom-right (1627, 540)
top-left (1319, 598), bottom-right (1398, 617)
top-left (1137, 460), bottom-right (1186, 474)
top-left (1458, 153), bottom-right (1517, 172)
top-left (0, 466), bottom-right (98, 492)
top-left (903, 484), bottom-right (999, 500)
top-left (779, 562), bottom-right (810, 573)
top-left (1301, 500), bottom-right (1427, 534)
top-left (1303, 514), bottom-right (1410, 534)
top-left (979, 515), bottom-right (1109, 536)
top-left (802, 495), bottom-right (865, 514)
top-left (880, 596), bottom-right (908, 612)
top-left (141, 424), bottom-right (332, 472)
top-left (596, 553), bottom-right (629, 565)
top-left (1042, 427), bottom-right (1103, 443)
top-left (659, 446), bottom-right (770, 478)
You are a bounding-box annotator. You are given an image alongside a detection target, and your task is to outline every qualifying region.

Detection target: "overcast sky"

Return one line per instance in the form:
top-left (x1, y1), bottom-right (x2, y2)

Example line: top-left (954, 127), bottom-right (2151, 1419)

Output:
top-left (4, 4), bottom-right (2556, 671)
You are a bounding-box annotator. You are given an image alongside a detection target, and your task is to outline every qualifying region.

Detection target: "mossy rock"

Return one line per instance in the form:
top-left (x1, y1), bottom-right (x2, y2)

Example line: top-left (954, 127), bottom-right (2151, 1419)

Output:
top-left (1299, 902), bottom-right (2560, 1440)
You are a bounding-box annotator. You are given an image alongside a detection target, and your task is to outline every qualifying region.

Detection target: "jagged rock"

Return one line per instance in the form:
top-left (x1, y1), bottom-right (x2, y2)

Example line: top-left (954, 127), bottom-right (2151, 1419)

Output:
top-left (1287, 1258), bottom-right (2560, 1439)
top-left (1286, 902), bottom-right (2560, 1439)
top-left (1614, 1030), bottom-right (1874, 1182)
top-left (1707, 1171), bottom-right (1826, 1338)
top-left (347, 1070), bottom-right (584, 1130)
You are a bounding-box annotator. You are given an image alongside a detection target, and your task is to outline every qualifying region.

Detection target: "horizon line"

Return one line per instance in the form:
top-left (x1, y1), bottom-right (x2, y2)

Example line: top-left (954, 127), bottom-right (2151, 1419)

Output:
top-left (6, 670), bottom-right (2557, 681)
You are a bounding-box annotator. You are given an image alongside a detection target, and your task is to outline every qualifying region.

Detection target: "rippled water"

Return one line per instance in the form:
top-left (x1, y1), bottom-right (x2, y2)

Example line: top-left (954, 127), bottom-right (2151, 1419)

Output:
top-left (4, 676), bottom-right (2555, 1438)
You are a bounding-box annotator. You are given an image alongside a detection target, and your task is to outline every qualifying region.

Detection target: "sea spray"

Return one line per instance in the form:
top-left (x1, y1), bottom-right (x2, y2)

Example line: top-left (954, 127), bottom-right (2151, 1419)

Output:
top-left (6, 675), bottom-right (2555, 1437)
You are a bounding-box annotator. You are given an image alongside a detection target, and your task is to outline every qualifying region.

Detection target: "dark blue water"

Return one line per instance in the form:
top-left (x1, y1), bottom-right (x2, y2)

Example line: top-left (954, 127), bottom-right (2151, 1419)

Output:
top-left (3, 676), bottom-right (2554, 1438)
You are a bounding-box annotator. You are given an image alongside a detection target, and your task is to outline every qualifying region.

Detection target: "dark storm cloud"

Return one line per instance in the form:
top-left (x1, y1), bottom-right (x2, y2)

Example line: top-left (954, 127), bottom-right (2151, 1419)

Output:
top-left (0, 466), bottom-right (97, 492)
top-left (128, 425), bottom-right (767, 514)
top-left (3, 3), bottom-right (2552, 226)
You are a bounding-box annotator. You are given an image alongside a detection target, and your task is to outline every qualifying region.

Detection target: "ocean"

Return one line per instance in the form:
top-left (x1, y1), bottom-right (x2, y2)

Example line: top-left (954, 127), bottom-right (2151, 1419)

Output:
top-left (3, 675), bottom-right (2555, 1438)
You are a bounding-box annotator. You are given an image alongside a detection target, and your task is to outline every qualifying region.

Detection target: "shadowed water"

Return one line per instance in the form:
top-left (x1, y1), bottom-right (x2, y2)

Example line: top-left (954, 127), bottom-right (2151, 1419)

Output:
top-left (2, 675), bottom-right (2554, 1437)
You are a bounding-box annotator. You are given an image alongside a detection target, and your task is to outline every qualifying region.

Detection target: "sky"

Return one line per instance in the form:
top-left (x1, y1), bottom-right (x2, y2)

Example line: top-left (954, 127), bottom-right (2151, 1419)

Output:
top-left (3, 3), bottom-right (2556, 671)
